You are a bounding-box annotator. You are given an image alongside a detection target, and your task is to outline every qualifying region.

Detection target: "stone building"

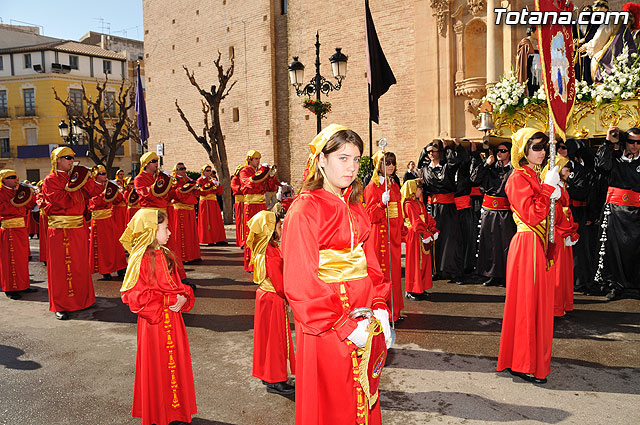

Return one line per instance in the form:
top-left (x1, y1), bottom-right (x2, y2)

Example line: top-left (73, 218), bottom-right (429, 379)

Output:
top-left (142, 0), bottom-right (627, 186)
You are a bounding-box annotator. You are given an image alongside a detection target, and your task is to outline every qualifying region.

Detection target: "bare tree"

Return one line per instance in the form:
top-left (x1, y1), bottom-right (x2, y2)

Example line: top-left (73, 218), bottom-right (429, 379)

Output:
top-left (175, 52), bottom-right (237, 224)
top-left (53, 78), bottom-right (136, 177)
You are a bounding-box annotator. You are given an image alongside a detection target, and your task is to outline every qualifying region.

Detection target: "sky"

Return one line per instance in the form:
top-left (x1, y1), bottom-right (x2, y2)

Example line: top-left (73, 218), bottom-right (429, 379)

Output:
top-left (0, 0), bottom-right (144, 41)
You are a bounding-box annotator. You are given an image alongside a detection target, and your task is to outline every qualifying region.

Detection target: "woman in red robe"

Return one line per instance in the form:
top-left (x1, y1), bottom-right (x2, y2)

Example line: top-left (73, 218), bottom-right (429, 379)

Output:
top-left (89, 165), bottom-right (128, 280)
top-left (401, 179), bottom-right (439, 298)
top-left (172, 163), bottom-right (202, 263)
top-left (231, 165), bottom-right (245, 247)
top-left (112, 169), bottom-right (127, 237)
top-left (120, 209), bottom-right (196, 425)
top-left (197, 164), bottom-right (226, 245)
top-left (282, 124), bottom-right (391, 425)
top-left (247, 208), bottom-right (295, 394)
top-left (364, 151), bottom-right (405, 322)
top-left (36, 184), bottom-right (48, 263)
top-left (497, 128), bottom-right (568, 384)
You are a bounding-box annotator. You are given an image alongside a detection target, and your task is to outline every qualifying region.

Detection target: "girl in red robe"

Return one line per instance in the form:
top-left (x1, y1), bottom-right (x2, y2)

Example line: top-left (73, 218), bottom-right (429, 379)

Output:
top-left (401, 179), bottom-right (439, 298)
top-left (172, 164), bottom-right (202, 263)
top-left (120, 209), bottom-right (197, 425)
top-left (231, 165), bottom-right (245, 247)
top-left (364, 150), bottom-right (405, 322)
top-left (247, 207), bottom-right (296, 394)
top-left (497, 128), bottom-right (570, 384)
top-left (282, 124), bottom-right (392, 425)
top-left (197, 164), bottom-right (226, 245)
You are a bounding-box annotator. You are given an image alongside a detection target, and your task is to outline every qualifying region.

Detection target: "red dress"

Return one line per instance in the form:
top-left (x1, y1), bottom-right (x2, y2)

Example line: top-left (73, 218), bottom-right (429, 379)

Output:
top-left (37, 193), bottom-right (48, 263)
top-left (551, 185), bottom-right (578, 317)
top-left (121, 250), bottom-right (197, 425)
top-left (403, 198), bottom-right (438, 294)
top-left (0, 186), bottom-right (32, 292)
top-left (231, 174), bottom-right (244, 246)
top-left (42, 171), bottom-right (101, 312)
top-left (172, 176), bottom-right (202, 261)
top-left (88, 184), bottom-right (128, 275)
top-left (282, 189), bottom-right (390, 425)
top-left (252, 243), bottom-right (296, 383)
top-left (135, 172), bottom-right (186, 280)
top-left (497, 167), bottom-right (560, 380)
top-left (196, 176), bottom-right (226, 244)
top-left (240, 165), bottom-right (279, 270)
top-left (364, 178), bottom-right (405, 321)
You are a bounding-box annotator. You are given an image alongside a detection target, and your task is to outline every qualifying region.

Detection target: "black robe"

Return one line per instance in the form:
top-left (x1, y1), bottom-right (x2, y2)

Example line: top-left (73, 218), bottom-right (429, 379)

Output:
top-left (470, 158), bottom-right (515, 280)
top-left (455, 153), bottom-right (477, 274)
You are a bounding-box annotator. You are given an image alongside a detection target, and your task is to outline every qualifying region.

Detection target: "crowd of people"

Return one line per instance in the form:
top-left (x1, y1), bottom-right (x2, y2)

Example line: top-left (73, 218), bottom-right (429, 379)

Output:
top-left (1, 122), bottom-right (639, 424)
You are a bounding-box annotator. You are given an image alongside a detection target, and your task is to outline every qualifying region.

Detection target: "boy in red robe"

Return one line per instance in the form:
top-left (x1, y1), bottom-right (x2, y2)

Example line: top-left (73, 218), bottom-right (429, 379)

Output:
top-left (1, 170), bottom-right (37, 299)
top-left (230, 164), bottom-right (245, 247)
top-left (247, 207), bottom-right (296, 395)
top-left (120, 209), bottom-right (196, 425)
top-left (401, 179), bottom-right (439, 299)
top-left (196, 164), bottom-right (226, 246)
top-left (171, 163), bottom-right (202, 262)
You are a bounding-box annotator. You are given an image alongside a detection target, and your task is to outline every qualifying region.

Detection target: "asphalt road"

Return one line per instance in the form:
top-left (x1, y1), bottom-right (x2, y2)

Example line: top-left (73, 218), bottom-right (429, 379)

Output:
top-left (1, 228), bottom-right (639, 425)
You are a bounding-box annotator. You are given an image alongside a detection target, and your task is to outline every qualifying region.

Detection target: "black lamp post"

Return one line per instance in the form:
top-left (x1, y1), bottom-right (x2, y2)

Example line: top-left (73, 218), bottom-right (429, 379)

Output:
top-left (58, 119), bottom-right (81, 145)
top-left (288, 31), bottom-right (348, 133)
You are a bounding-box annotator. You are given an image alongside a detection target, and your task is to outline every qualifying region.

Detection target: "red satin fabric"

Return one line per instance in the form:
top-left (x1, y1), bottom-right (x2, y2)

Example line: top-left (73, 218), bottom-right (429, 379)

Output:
top-left (89, 186), bottom-right (127, 275)
top-left (42, 172), bottom-right (100, 312)
top-left (403, 199), bottom-right (438, 294)
top-left (497, 167), bottom-right (556, 379)
top-left (196, 176), bottom-right (226, 244)
top-left (252, 244), bottom-right (296, 383)
top-left (121, 250), bottom-right (197, 425)
top-left (172, 176), bottom-right (202, 261)
top-left (0, 186), bottom-right (31, 292)
top-left (282, 189), bottom-right (389, 425)
top-left (551, 187), bottom-right (578, 317)
top-left (364, 179), bottom-right (404, 321)
top-left (113, 202), bottom-right (127, 237)
top-left (231, 174), bottom-right (245, 246)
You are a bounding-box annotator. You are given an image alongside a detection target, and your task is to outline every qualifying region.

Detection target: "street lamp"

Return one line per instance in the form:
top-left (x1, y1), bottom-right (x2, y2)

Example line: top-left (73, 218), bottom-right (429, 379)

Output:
top-left (288, 31), bottom-right (348, 133)
top-left (58, 119), bottom-right (81, 145)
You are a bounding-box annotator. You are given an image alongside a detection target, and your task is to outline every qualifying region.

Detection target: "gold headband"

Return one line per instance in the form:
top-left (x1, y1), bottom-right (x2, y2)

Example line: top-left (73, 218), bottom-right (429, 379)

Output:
top-left (50, 146), bottom-right (76, 175)
top-left (139, 151), bottom-right (159, 174)
top-left (245, 150), bottom-right (261, 166)
top-left (119, 209), bottom-right (160, 292)
top-left (511, 127), bottom-right (543, 171)
top-left (400, 179), bottom-right (419, 205)
top-left (305, 123), bottom-right (350, 181)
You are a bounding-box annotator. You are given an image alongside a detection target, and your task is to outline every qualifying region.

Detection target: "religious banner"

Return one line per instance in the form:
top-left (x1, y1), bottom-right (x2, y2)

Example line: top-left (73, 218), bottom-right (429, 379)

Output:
top-left (535, 0), bottom-right (576, 140)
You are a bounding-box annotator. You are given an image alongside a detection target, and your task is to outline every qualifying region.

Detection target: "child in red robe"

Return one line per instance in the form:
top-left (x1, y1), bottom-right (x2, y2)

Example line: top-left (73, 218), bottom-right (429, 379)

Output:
top-left (247, 206), bottom-right (296, 395)
top-left (401, 179), bottom-right (439, 299)
top-left (120, 209), bottom-right (196, 425)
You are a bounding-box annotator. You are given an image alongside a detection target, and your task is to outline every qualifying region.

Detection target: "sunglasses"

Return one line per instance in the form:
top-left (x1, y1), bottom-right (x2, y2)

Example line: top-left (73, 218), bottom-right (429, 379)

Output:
top-left (426, 150), bottom-right (437, 154)
top-left (149, 159), bottom-right (158, 163)
top-left (97, 172), bottom-right (107, 176)
top-left (4, 176), bottom-right (17, 180)
top-left (177, 167), bottom-right (187, 171)
top-left (496, 148), bottom-right (509, 153)
top-left (385, 160), bottom-right (395, 166)
top-left (530, 143), bottom-right (547, 152)
top-left (61, 155), bottom-right (75, 160)
top-left (627, 140), bottom-right (640, 145)
top-left (557, 145), bottom-right (567, 150)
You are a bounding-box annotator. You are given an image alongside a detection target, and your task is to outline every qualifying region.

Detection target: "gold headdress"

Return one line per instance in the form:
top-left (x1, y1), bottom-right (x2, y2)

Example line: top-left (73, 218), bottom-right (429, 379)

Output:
top-left (245, 210), bottom-right (276, 285)
top-left (541, 155), bottom-right (570, 181)
top-left (50, 146), bottom-right (75, 175)
top-left (201, 164), bottom-right (213, 175)
top-left (511, 127), bottom-right (543, 171)
top-left (400, 179), bottom-right (419, 206)
top-left (119, 209), bottom-right (160, 292)
top-left (245, 150), bottom-right (261, 166)
top-left (92, 164), bottom-right (106, 178)
top-left (371, 150), bottom-right (386, 186)
top-left (305, 123), bottom-right (349, 181)
top-left (139, 151), bottom-right (159, 174)
top-left (0, 169), bottom-right (18, 183)
top-left (234, 164), bottom-right (244, 176)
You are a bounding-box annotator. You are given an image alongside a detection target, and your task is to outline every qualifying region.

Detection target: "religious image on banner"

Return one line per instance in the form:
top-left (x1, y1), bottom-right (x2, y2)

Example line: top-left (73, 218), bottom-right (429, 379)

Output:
top-left (551, 33), bottom-right (570, 102)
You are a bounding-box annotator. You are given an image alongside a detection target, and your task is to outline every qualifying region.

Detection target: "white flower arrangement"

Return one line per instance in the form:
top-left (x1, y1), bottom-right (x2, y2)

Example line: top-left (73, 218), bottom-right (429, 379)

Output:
top-left (483, 75), bottom-right (527, 115)
top-left (575, 79), bottom-right (593, 102)
top-left (529, 87), bottom-right (547, 105)
top-left (591, 47), bottom-right (640, 105)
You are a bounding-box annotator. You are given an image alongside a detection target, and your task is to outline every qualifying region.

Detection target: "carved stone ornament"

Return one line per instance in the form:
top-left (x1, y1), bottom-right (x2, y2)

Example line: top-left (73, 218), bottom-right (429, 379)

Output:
top-left (455, 77), bottom-right (487, 98)
top-left (467, 0), bottom-right (486, 16)
top-left (430, 0), bottom-right (451, 37)
top-left (465, 98), bottom-right (485, 129)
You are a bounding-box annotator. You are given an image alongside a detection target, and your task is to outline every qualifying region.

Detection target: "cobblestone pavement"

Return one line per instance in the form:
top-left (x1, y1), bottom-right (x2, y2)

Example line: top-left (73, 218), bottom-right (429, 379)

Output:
top-left (1, 227), bottom-right (639, 425)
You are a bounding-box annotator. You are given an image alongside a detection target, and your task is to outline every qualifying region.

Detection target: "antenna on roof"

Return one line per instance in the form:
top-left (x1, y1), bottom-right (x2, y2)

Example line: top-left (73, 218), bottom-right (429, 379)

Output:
top-left (93, 17), bottom-right (111, 34)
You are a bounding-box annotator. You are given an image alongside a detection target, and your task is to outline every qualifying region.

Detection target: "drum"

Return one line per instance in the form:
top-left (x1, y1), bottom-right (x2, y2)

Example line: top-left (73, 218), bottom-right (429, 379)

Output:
top-left (66, 164), bottom-right (91, 192)
top-left (11, 184), bottom-right (33, 207)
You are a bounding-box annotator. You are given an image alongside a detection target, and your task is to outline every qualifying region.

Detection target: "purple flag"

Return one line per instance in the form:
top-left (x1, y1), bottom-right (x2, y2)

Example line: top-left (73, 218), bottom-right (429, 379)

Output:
top-left (135, 63), bottom-right (149, 144)
top-left (365, 0), bottom-right (396, 124)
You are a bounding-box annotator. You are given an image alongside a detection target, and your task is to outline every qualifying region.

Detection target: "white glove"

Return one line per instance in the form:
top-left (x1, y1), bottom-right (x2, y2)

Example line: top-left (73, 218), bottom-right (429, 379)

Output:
top-left (378, 176), bottom-right (385, 185)
top-left (211, 179), bottom-right (219, 185)
top-left (432, 232), bottom-right (439, 241)
top-left (565, 236), bottom-right (578, 246)
top-left (373, 309), bottom-right (392, 349)
top-left (347, 319), bottom-right (370, 348)
top-left (422, 236), bottom-right (433, 244)
top-left (262, 162), bottom-right (269, 168)
top-left (544, 165), bottom-right (560, 187)
top-left (550, 185), bottom-right (561, 200)
top-left (381, 190), bottom-right (390, 206)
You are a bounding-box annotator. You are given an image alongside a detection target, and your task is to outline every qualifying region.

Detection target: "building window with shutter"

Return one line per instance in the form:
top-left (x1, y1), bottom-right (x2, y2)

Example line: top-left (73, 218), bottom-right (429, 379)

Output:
top-left (0, 56), bottom-right (4, 71)
top-left (25, 128), bottom-right (37, 146)
top-left (105, 92), bottom-right (116, 116)
top-left (69, 55), bottom-right (79, 70)
top-left (23, 89), bottom-right (35, 116)
top-left (24, 54), bottom-right (32, 68)
top-left (103, 60), bottom-right (112, 74)
top-left (69, 89), bottom-right (83, 115)
top-left (0, 90), bottom-right (7, 118)
top-left (0, 131), bottom-right (10, 158)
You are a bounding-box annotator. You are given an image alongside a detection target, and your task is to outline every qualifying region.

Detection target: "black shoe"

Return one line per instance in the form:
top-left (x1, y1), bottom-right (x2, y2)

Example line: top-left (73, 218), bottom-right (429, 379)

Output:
top-left (405, 292), bottom-right (426, 301)
top-left (508, 369), bottom-right (547, 384)
top-left (100, 274), bottom-right (113, 281)
top-left (483, 277), bottom-right (496, 287)
top-left (182, 279), bottom-right (196, 291)
top-left (605, 288), bottom-right (622, 301)
top-left (215, 241), bottom-right (229, 246)
top-left (185, 259), bottom-right (202, 265)
top-left (265, 381), bottom-right (295, 395)
top-left (55, 312), bottom-right (69, 320)
top-left (421, 291), bottom-right (431, 299)
top-left (5, 291), bottom-right (21, 300)
top-left (21, 287), bottom-right (38, 293)
top-left (208, 243), bottom-right (216, 247)
top-left (117, 269), bottom-right (126, 278)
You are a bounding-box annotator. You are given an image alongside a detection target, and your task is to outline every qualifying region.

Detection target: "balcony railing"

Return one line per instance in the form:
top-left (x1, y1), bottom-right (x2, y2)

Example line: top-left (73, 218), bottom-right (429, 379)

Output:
top-left (15, 106), bottom-right (37, 117)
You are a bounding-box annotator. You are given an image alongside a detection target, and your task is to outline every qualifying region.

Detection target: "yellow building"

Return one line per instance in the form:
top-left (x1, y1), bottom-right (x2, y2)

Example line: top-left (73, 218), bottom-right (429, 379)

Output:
top-left (0, 26), bottom-right (138, 182)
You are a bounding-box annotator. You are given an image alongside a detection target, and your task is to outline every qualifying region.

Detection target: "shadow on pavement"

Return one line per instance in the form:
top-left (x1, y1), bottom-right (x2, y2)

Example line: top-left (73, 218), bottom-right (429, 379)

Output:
top-left (183, 312), bottom-right (254, 332)
top-left (192, 418), bottom-right (237, 425)
top-left (380, 390), bottom-right (570, 423)
top-left (188, 277), bottom-right (255, 288)
top-left (193, 287), bottom-right (256, 300)
top-left (0, 345), bottom-right (42, 370)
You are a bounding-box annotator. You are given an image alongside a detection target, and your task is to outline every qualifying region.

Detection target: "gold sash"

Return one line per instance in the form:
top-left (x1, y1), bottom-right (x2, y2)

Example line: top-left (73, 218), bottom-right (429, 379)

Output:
top-left (1, 217), bottom-right (26, 229)
top-left (387, 202), bottom-right (399, 219)
top-left (173, 202), bottom-right (194, 210)
top-left (235, 195), bottom-right (245, 202)
top-left (201, 194), bottom-right (218, 201)
top-left (259, 278), bottom-right (276, 293)
top-left (244, 194), bottom-right (266, 205)
top-left (318, 243), bottom-right (368, 283)
top-left (562, 206), bottom-right (570, 219)
top-left (91, 209), bottom-right (112, 220)
top-left (48, 215), bottom-right (84, 229)
top-left (513, 211), bottom-right (547, 243)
